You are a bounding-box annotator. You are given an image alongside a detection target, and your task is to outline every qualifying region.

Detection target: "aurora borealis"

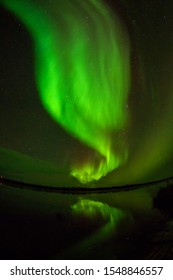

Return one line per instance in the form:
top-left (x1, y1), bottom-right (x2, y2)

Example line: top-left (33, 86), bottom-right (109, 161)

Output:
top-left (1, 0), bottom-right (173, 187)
top-left (1, 0), bottom-right (173, 261)
top-left (0, 0), bottom-right (130, 183)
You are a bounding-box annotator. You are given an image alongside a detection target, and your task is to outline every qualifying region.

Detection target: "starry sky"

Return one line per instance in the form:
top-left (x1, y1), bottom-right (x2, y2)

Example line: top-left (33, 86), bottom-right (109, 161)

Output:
top-left (1, 0), bottom-right (173, 188)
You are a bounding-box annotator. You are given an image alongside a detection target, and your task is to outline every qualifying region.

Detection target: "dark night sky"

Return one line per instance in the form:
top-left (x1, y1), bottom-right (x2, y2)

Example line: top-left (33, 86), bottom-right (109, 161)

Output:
top-left (1, 0), bottom-right (173, 187)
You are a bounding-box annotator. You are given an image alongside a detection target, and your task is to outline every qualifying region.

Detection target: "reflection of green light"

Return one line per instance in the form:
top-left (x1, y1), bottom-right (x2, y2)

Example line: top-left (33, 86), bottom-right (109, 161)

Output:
top-left (2, 0), bottom-right (130, 183)
top-left (72, 199), bottom-right (125, 243)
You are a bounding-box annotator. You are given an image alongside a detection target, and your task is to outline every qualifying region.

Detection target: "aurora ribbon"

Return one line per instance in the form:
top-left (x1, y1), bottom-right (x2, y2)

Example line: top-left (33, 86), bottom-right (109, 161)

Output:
top-left (1, 0), bottom-right (130, 183)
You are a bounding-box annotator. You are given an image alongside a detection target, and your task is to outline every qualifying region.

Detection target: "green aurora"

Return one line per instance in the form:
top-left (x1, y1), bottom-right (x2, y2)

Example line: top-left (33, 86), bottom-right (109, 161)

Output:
top-left (1, 0), bottom-right (130, 184)
top-left (1, 0), bottom-right (173, 260)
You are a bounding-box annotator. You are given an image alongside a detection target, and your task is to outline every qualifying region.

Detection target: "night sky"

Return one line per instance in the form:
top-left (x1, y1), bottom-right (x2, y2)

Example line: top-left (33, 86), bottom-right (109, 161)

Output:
top-left (1, 0), bottom-right (173, 188)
